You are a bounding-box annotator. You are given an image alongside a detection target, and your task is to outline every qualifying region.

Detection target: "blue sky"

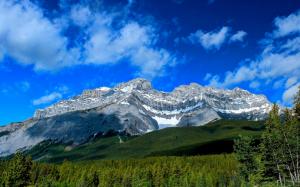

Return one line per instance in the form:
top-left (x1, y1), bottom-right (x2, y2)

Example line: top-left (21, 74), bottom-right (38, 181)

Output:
top-left (1, 0), bottom-right (300, 125)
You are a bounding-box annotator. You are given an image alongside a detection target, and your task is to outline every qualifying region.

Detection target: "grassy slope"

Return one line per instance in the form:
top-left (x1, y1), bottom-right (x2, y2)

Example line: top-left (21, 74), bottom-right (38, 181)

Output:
top-left (27, 119), bottom-right (264, 163)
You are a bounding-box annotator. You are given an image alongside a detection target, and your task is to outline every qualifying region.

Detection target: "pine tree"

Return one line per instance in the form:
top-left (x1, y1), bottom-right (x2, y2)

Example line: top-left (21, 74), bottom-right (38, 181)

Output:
top-left (234, 135), bottom-right (261, 183)
top-left (5, 152), bottom-right (32, 187)
top-left (258, 102), bottom-right (300, 185)
top-left (260, 104), bottom-right (284, 184)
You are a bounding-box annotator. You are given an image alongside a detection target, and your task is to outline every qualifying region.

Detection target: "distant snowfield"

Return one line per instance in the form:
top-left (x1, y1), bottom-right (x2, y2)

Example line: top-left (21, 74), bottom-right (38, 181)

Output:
top-left (152, 115), bottom-right (181, 129)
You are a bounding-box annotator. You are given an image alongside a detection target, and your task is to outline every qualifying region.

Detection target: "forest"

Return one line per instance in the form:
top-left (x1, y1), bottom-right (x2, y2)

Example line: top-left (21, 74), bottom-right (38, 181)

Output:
top-left (0, 154), bottom-right (240, 187)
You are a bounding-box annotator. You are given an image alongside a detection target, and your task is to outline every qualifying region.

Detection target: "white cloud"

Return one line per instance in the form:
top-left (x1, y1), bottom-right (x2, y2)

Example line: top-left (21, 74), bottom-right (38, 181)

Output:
top-left (229, 30), bottom-right (247, 42)
top-left (187, 27), bottom-right (247, 50)
top-left (188, 27), bottom-right (230, 50)
top-left (283, 83), bottom-right (300, 105)
top-left (33, 92), bottom-right (62, 105)
top-left (285, 77), bottom-right (298, 88)
top-left (206, 45), bottom-right (300, 93)
top-left (84, 21), bottom-right (149, 64)
top-left (204, 10), bottom-right (300, 105)
top-left (0, 1), bottom-right (177, 79)
top-left (273, 10), bottom-right (300, 38)
top-left (84, 18), bottom-right (176, 79)
top-left (70, 5), bottom-right (92, 27)
top-left (0, 0), bottom-right (79, 71)
top-left (131, 47), bottom-right (174, 78)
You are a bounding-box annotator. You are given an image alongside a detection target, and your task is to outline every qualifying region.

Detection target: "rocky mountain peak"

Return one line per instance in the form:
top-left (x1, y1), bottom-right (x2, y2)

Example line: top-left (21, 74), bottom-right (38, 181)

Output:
top-left (115, 78), bottom-right (152, 92)
top-left (172, 83), bottom-right (202, 93)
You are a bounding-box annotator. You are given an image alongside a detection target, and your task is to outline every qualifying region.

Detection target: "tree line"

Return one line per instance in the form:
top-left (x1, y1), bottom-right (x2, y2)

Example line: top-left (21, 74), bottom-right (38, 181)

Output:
top-left (0, 154), bottom-right (241, 187)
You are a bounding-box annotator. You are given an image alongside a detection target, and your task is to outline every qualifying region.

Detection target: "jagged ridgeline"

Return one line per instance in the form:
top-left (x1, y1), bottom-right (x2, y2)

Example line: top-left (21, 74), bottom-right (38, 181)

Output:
top-left (0, 78), bottom-right (272, 157)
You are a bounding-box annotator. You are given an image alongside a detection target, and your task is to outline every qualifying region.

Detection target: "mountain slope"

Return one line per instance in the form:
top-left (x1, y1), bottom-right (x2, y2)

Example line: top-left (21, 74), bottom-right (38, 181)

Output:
top-left (0, 78), bottom-right (272, 156)
top-left (25, 120), bottom-right (264, 163)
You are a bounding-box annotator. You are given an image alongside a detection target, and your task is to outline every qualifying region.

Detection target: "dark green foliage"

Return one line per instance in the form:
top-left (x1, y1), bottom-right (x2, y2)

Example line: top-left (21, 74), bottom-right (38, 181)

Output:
top-left (260, 104), bottom-right (300, 185)
top-left (234, 136), bottom-right (261, 183)
top-left (0, 154), bottom-right (242, 187)
top-left (260, 104), bottom-right (282, 182)
top-left (3, 152), bottom-right (32, 187)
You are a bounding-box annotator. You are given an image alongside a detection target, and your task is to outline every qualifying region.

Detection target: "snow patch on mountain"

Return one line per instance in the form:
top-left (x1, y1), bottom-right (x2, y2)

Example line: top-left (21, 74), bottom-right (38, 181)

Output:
top-left (152, 115), bottom-right (181, 128)
top-left (214, 103), bottom-right (271, 114)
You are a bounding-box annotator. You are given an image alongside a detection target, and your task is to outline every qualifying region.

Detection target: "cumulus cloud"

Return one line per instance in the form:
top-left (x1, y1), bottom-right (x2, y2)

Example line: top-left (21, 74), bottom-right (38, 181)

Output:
top-left (0, 0), bottom-right (79, 71)
top-left (204, 9), bottom-right (300, 105)
top-left (273, 10), bottom-right (300, 38)
top-left (131, 47), bottom-right (174, 78)
top-left (83, 15), bottom-right (176, 79)
top-left (0, 0), bottom-right (177, 79)
top-left (229, 30), bottom-right (247, 42)
top-left (84, 21), bottom-right (150, 64)
top-left (186, 27), bottom-right (247, 50)
top-left (188, 27), bottom-right (230, 50)
top-left (70, 5), bottom-right (92, 27)
top-left (33, 92), bottom-right (62, 105)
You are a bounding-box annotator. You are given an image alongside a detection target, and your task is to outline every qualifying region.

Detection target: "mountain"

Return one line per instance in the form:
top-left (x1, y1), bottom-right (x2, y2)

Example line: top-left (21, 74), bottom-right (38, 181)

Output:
top-left (25, 120), bottom-right (264, 163)
top-left (0, 78), bottom-right (272, 157)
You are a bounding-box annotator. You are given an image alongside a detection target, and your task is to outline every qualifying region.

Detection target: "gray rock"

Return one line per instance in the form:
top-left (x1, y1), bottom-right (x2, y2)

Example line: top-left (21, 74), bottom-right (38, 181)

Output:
top-left (178, 108), bottom-right (221, 127)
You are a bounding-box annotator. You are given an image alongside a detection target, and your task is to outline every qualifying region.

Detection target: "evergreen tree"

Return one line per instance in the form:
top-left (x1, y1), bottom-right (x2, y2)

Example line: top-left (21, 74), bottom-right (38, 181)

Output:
top-left (4, 152), bottom-right (32, 187)
top-left (234, 135), bottom-right (261, 183)
top-left (260, 104), bottom-right (284, 184)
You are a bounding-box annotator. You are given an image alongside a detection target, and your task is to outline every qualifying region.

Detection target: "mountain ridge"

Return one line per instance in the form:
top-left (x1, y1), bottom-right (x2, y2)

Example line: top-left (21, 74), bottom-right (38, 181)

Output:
top-left (0, 78), bottom-right (272, 157)
top-left (34, 78), bottom-right (271, 124)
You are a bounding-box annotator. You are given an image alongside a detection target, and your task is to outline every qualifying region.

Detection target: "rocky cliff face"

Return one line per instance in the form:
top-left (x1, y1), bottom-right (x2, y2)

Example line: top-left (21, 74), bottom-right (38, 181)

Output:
top-left (34, 78), bottom-right (272, 125)
top-left (0, 78), bottom-right (272, 156)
